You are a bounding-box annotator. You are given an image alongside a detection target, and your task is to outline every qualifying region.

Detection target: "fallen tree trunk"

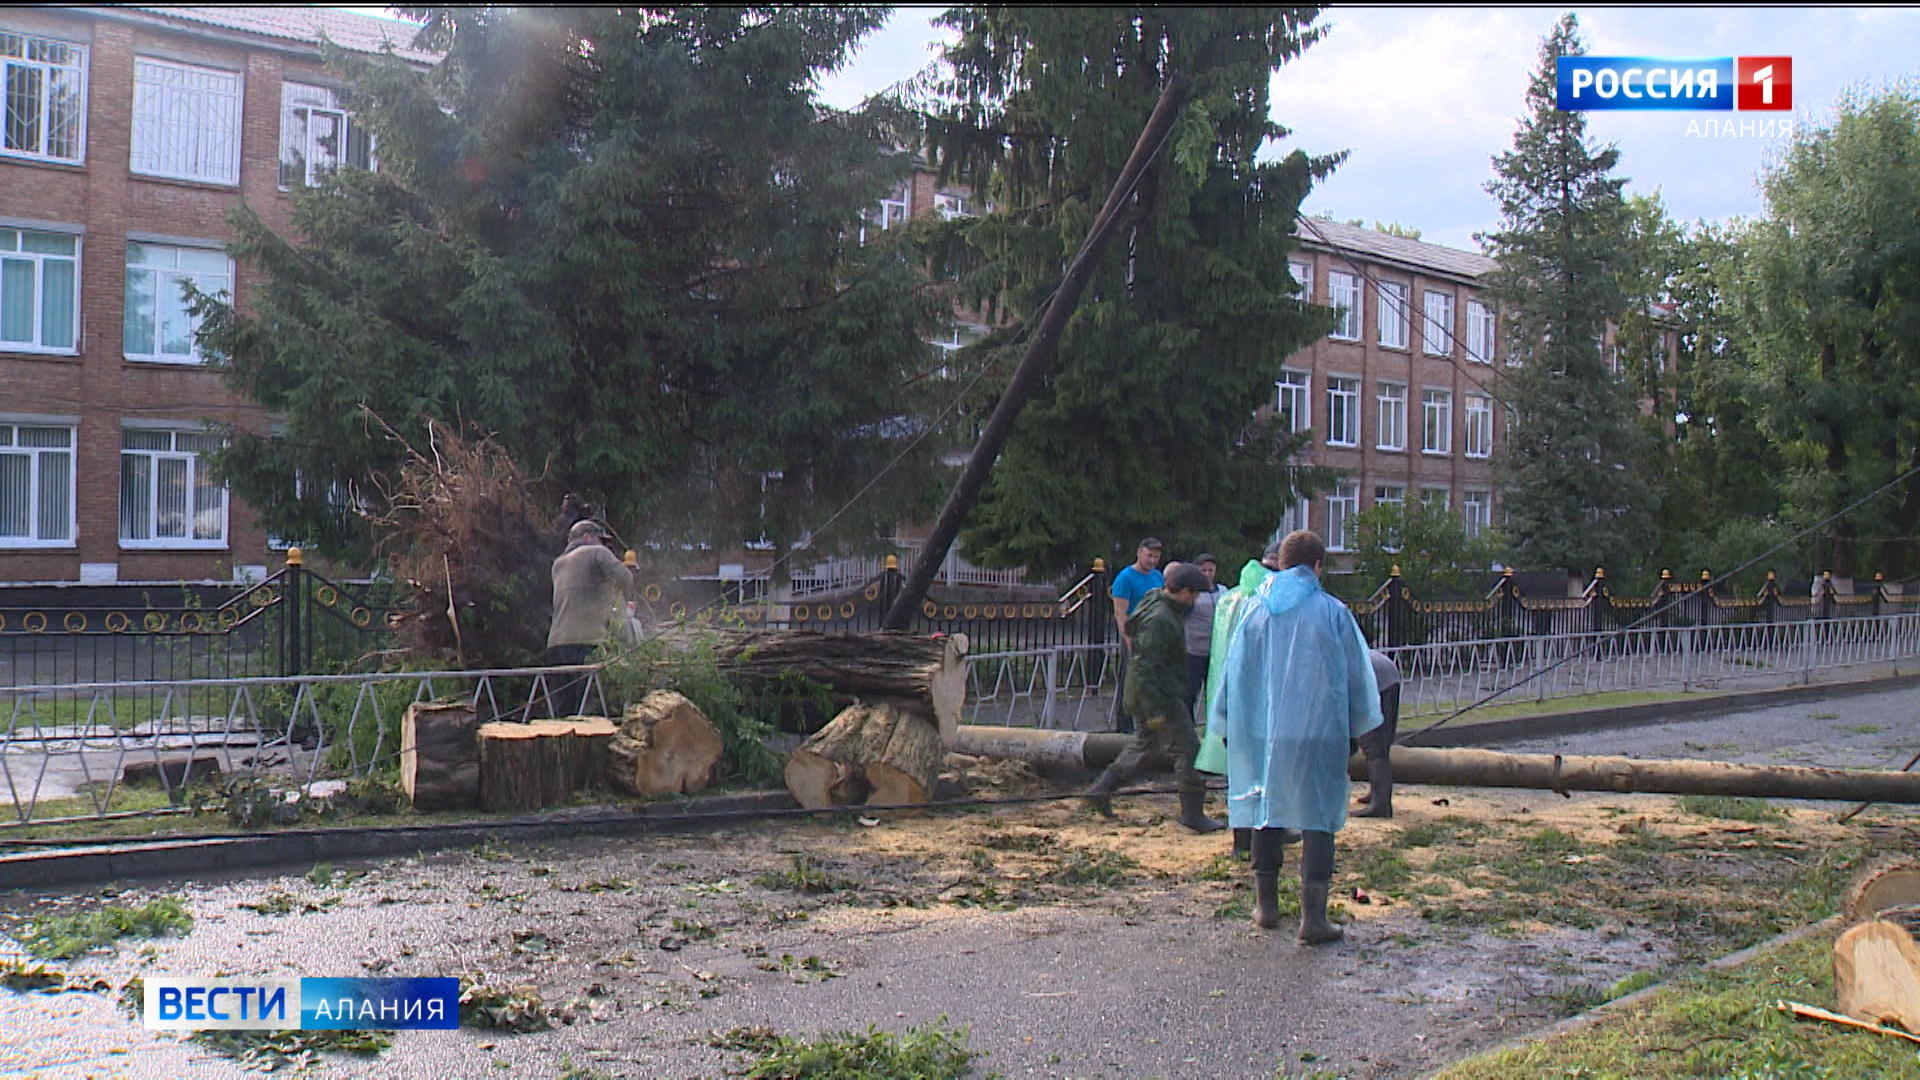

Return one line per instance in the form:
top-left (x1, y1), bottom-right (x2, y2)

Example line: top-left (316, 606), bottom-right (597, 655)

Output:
top-left (609, 691), bottom-right (724, 797)
top-left (1834, 920), bottom-right (1920, 1031)
top-left (400, 702), bottom-right (481, 811)
top-left (785, 702), bottom-right (942, 812)
top-left (659, 628), bottom-right (967, 742)
top-left (948, 725), bottom-right (1920, 804)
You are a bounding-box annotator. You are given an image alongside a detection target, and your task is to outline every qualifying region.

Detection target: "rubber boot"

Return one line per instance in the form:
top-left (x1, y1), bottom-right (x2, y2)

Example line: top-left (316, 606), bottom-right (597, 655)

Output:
top-left (1232, 828), bottom-right (1252, 861)
top-left (1250, 829), bottom-right (1286, 930)
top-left (1353, 759), bottom-right (1394, 818)
top-left (1082, 768), bottom-right (1124, 819)
top-left (1178, 789), bottom-right (1225, 834)
top-left (1297, 879), bottom-right (1343, 945)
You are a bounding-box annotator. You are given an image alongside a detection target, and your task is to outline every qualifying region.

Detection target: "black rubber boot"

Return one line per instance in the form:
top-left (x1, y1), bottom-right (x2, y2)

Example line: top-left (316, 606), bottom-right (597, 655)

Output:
top-left (1354, 758), bottom-right (1394, 818)
top-left (1298, 879), bottom-right (1342, 945)
top-left (1250, 829), bottom-right (1286, 930)
top-left (1178, 789), bottom-right (1225, 833)
top-left (1082, 768), bottom-right (1124, 818)
top-left (1232, 828), bottom-right (1252, 860)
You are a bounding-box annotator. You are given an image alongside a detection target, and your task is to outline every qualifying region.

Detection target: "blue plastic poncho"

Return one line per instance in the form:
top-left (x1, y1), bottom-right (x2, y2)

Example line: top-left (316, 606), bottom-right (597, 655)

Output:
top-left (1209, 565), bottom-right (1383, 833)
top-left (1193, 559), bottom-right (1272, 776)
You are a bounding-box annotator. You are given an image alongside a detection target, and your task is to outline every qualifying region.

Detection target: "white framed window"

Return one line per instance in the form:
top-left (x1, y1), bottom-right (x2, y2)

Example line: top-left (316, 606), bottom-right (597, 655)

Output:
top-left (1376, 281), bottom-right (1409, 349)
top-left (1289, 258), bottom-right (1313, 302)
top-left (1, 29), bottom-right (86, 164)
top-left (124, 242), bottom-right (232, 364)
top-left (0, 227), bottom-right (79, 353)
top-left (1326, 482), bottom-right (1358, 552)
top-left (1328, 271), bottom-right (1361, 341)
top-left (0, 422), bottom-right (74, 546)
top-left (131, 57), bottom-right (241, 184)
top-left (280, 82), bottom-right (374, 189)
top-left (1277, 496), bottom-right (1309, 537)
top-left (1376, 381), bottom-right (1407, 451)
top-left (858, 181), bottom-right (910, 246)
top-left (1462, 489), bottom-right (1491, 538)
top-left (1275, 369), bottom-right (1310, 434)
top-left (1423, 289), bottom-right (1454, 356)
top-left (1421, 388), bottom-right (1452, 455)
top-left (934, 190), bottom-right (974, 219)
top-left (120, 428), bottom-right (227, 548)
top-left (1421, 486), bottom-right (1450, 510)
top-left (1373, 484), bottom-right (1404, 509)
top-left (1466, 299), bottom-right (1495, 364)
top-left (1465, 394), bottom-right (1493, 458)
top-left (1326, 376), bottom-right (1359, 447)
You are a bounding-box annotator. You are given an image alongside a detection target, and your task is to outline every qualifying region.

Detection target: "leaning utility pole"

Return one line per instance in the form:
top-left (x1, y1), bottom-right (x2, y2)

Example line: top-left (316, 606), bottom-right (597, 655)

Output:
top-left (883, 75), bottom-right (1193, 630)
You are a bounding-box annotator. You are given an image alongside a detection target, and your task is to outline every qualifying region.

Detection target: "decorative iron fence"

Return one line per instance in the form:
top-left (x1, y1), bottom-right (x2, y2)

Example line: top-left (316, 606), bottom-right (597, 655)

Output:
top-left (0, 557), bottom-right (402, 689)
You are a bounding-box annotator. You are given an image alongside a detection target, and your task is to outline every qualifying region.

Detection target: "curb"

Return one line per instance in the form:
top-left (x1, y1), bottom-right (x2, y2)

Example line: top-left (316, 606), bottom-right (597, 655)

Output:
top-left (1409, 670), bottom-right (1920, 747)
top-left (1418, 914), bottom-right (1846, 1078)
top-left (0, 791), bottom-right (797, 892)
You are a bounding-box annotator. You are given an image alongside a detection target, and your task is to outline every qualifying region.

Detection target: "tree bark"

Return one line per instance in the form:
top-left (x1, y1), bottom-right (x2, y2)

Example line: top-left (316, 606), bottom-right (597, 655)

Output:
top-left (661, 628), bottom-right (968, 742)
top-left (785, 702), bottom-right (943, 813)
top-left (477, 720), bottom-right (597, 812)
top-left (607, 690), bottom-right (724, 798)
top-left (400, 701), bottom-right (481, 811)
top-left (948, 725), bottom-right (1920, 804)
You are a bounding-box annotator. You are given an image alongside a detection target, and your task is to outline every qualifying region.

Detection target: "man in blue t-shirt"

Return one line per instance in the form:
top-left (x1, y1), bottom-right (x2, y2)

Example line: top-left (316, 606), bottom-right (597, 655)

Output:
top-left (1107, 537), bottom-right (1163, 735)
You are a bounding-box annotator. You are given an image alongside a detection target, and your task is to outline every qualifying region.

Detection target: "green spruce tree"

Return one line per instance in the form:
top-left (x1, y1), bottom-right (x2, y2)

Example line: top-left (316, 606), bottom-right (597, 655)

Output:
top-left (194, 6), bottom-right (944, 567)
top-left (914, 7), bottom-right (1340, 574)
top-left (1480, 13), bottom-right (1654, 578)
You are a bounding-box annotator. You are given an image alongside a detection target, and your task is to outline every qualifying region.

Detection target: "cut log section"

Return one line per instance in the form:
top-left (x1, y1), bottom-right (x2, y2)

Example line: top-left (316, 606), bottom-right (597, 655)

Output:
top-left (608, 691), bottom-right (724, 798)
top-left (662, 629), bottom-right (968, 742)
top-left (400, 701), bottom-right (481, 811)
top-left (1834, 920), bottom-right (1920, 1032)
top-left (478, 720), bottom-right (606, 812)
top-left (785, 702), bottom-right (943, 812)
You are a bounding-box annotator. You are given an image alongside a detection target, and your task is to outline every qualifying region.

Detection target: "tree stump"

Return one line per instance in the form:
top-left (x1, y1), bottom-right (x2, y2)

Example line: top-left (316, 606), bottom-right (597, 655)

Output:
top-left (478, 721), bottom-right (590, 812)
top-left (554, 717), bottom-right (617, 792)
top-left (607, 691), bottom-right (724, 797)
top-left (1834, 919), bottom-right (1920, 1032)
top-left (400, 701), bottom-right (481, 811)
top-left (785, 702), bottom-right (943, 813)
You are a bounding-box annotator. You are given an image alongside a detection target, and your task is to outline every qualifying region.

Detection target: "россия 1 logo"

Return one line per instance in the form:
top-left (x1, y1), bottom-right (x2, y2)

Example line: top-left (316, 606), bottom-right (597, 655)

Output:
top-left (1556, 56), bottom-right (1792, 111)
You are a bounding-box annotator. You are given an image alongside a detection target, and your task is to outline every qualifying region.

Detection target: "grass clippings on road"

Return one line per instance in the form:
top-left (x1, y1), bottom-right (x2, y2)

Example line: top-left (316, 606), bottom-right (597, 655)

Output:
top-left (1432, 927), bottom-right (1920, 1080)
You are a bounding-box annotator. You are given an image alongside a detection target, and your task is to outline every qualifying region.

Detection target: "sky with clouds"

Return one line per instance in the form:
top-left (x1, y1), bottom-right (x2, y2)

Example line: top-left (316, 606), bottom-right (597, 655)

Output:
top-left (815, 6), bottom-right (1920, 253)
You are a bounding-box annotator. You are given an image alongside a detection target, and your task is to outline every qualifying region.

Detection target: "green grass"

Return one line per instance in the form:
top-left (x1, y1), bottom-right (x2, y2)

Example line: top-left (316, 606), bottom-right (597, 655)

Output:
top-left (1399, 689), bottom-right (1695, 731)
top-left (1394, 815), bottom-right (1493, 848)
top-left (724, 1019), bottom-right (985, 1079)
top-left (1676, 795), bottom-right (1787, 823)
top-left (1046, 848), bottom-right (1139, 887)
top-left (1431, 929), bottom-right (1920, 1080)
top-left (11, 898), bottom-right (192, 959)
top-left (753, 854), bottom-right (861, 895)
top-left (1842, 723), bottom-right (1882, 735)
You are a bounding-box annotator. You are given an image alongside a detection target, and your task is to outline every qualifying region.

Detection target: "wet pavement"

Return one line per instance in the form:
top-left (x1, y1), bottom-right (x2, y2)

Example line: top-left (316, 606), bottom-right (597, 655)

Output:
top-left (3, 681), bottom-right (1918, 1079)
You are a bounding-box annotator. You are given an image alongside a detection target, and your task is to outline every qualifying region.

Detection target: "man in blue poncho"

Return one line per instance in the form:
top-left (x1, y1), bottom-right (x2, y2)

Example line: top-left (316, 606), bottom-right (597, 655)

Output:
top-left (1212, 529), bottom-right (1381, 944)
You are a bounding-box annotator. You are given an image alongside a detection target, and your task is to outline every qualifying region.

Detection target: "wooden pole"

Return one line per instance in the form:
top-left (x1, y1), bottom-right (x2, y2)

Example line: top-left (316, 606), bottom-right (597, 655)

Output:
top-left (882, 75), bottom-right (1194, 630)
top-left (948, 725), bottom-right (1920, 804)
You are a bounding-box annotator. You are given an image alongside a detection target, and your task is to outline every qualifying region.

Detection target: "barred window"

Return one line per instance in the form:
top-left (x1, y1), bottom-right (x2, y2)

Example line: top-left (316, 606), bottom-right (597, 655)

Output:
top-left (131, 58), bottom-right (241, 184)
top-left (2, 29), bottom-right (86, 163)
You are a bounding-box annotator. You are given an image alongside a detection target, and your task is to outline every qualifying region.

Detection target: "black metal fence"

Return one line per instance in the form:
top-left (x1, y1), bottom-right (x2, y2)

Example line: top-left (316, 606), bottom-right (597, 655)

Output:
top-left (0, 556), bottom-right (401, 689)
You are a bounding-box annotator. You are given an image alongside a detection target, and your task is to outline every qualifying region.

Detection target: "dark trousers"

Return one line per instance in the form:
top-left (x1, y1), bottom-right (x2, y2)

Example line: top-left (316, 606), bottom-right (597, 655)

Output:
top-left (1253, 828), bottom-right (1334, 882)
top-left (1184, 653), bottom-right (1209, 714)
top-left (545, 643), bottom-right (594, 667)
top-left (1098, 708), bottom-right (1206, 796)
top-left (1107, 641), bottom-right (1134, 734)
top-left (1356, 684), bottom-right (1401, 760)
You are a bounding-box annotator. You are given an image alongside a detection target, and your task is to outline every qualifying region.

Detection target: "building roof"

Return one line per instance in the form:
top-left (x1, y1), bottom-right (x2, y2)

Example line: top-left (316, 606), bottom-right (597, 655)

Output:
top-left (1293, 217), bottom-right (1496, 282)
top-left (107, 6), bottom-right (438, 64)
